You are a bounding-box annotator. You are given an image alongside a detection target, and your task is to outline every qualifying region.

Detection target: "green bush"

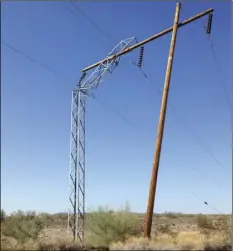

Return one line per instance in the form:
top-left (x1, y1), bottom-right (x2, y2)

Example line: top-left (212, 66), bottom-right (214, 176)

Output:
top-left (85, 204), bottom-right (141, 246)
top-left (1, 209), bottom-right (6, 222)
top-left (2, 210), bottom-right (45, 244)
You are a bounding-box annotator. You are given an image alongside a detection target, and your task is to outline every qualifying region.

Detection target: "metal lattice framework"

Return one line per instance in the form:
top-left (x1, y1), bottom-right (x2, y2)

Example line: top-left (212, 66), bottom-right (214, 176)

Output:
top-left (68, 37), bottom-right (137, 243)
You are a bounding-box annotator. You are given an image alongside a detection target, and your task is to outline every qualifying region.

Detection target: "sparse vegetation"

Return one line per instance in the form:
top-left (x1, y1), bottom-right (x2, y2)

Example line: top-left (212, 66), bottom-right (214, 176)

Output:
top-left (110, 230), bottom-right (231, 251)
top-left (197, 214), bottom-right (216, 236)
top-left (1, 206), bottom-right (231, 251)
top-left (164, 212), bottom-right (179, 219)
top-left (1, 209), bottom-right (6, 222)
top-left (1, 210), bottom-right (45, 245)
top-left (85, 204), bottom-right (142, 246)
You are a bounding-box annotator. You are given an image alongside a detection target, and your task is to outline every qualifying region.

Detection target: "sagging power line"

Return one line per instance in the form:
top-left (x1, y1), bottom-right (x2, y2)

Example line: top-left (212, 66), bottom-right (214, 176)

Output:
top-left (205, 33), bottom-right (231, 111)
top-left (185, 10), bottom-right (231, 113)
top-left (130, 60), bottom-right (228, 172)
top-left (1, 40), bottom-right (68, 81)
top-left (191, 192), bottom-right (222, 214)
top-left (68, 1), bottom-right (113, 46)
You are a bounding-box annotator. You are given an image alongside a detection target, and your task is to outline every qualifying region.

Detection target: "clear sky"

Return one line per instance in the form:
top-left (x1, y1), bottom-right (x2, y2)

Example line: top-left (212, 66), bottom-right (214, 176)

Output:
top-left (1, 1), bottom-right (232, 215)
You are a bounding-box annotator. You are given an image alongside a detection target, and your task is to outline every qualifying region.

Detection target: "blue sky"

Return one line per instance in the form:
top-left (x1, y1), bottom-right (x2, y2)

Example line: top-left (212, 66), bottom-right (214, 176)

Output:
top-left (1, 1), bottom-right (232, 215)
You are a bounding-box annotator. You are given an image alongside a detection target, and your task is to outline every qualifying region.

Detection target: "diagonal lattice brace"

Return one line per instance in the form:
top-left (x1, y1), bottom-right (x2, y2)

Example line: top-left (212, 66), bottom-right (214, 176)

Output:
top-left (80, 37), bottom-right (136, 95)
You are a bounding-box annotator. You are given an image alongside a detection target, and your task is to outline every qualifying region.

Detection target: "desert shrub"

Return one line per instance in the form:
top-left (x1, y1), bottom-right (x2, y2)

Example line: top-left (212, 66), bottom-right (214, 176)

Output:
top-left (210, 216), bottom-right (231, 248)
top-left (52, 213), bottom-right (67, 227)
top-left (1, 210), bottom-right (45, 244)
top-left (196, 215), bottom-right (215, 236)
top-left (37, 212), bottom-right (58, 228)
top-left (155, 224), bottom-right (178, 239)
top-left (164, 212), bottom-right (178, 219)
top-left (1, 209), bottom-right (6, 222)
top-left (197, 215), bottom-right (231, 240)
top-left (214, 216), bottom-right (230, 232)
top-left (85, 204), bottom-right (141, 246)
top-left (157, 224), bottom-right (172, 234)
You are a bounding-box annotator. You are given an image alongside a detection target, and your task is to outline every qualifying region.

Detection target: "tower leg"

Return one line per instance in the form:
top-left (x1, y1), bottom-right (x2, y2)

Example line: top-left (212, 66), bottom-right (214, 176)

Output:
top-left (68, 89), bottom-right (85, 244)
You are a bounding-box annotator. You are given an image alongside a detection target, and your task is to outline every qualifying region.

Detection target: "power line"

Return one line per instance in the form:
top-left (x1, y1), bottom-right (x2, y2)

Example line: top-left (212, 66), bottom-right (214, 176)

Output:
top-left (191, 191), bottom-right (222, 214)
top-left (65, 5), bottom-right (84, 23)
top-left (130, 61), bottom-right (228, 171)
top-left (204, 30), bottom-right (231, 111)
top-left (89, 59), bottom-right (226, 192)
top-left (90, 70), bottom-right (225, 193)
top-left (128, 64), bottom-right (225, 215)
top-left (181, 6), bottom-right (231, 113)
top-left (68, 1), bottom-right (113, 47)
top-left (130, 61), bottom-right (228, 213)
top-left (166, 152), bottom-right (225, 191)
top-left (92, 90), bottom-right (224, 216)
top-left (184, 20), bottom-right (232, 145)
top-left (92, 90), bottom-right (224, 214)
top-left (1, 42), bottom-right (137, 139)
top-left (5, 41), bottom-right (225, 200)
top-left (91, 94), bottom-right (136, 128)
top-left (179, 12), bottom-right (231, 149)
top-left (1, 40), bottom-right (68, 81)
top-left (63, 3), bottom-right (110, 56)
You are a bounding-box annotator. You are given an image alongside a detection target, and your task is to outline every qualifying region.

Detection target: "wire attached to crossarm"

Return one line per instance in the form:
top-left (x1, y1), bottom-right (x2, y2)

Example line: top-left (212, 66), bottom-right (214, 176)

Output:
top-left (202, 15), bottom-right (231, 111)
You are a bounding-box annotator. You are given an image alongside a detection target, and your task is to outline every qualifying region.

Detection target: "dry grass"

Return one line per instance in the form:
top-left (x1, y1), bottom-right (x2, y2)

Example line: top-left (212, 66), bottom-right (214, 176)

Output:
top-left (110, 231), bottom-right (231, 250)
top-left (2, 232), bottom-right (231, 251)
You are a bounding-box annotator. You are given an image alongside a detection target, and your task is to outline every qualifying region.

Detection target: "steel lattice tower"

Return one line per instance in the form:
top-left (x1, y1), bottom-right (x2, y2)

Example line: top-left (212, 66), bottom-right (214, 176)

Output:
top-left (68, 37), bottom-right (137, 243)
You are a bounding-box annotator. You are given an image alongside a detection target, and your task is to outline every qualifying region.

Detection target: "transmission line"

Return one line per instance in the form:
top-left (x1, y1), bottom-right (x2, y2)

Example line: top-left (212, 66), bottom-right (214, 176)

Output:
top-left (92, 89), bottom-right (224, 214)
top-left (130, 60), bottom-right (228, 172)
top-left (191, 192), bottom-right (222, 214)
top-left (88, 58), bottom-right (227, 191)
top-left (131, 61), bottom-right (228, 212)
top-left (92, 83), bottom-right (225, 214)
top-left (184, 18), bottom-right (232, 144)
top-left (90, 70), bottom-right (226, 194)
top-left (65, 5), bottom-right (84, 23)
top-left (68, 1), bottom-right (113, 47)
top-left (203, 28), bottom-right (231, 111)
top-left (91, 94), bottom-right (136, 129)
top-left (181, 6), bottom-right (231, 113)
top-left (1, 40), bottom-right (68, 81)
top-left (3, 38), bottom-right (225, 193)
top-left (180, 9), bottom-right (231, 144)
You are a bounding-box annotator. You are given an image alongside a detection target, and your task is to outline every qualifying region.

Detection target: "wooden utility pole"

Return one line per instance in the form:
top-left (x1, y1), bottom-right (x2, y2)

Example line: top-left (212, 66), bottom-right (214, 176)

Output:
top-left (144, 2), bottom-right (181, 238)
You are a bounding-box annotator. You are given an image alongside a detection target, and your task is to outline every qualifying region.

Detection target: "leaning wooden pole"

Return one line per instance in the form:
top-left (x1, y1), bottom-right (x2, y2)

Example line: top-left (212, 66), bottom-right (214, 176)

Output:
top-left (144, 2), bottom-right (181, 238)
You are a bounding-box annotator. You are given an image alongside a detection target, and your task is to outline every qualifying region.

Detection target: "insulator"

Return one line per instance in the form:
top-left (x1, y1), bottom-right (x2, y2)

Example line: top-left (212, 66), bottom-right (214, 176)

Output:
top-left (78, 72), bottom-right (86, 85)
top-left (137, 46), bottom-right (144, 68)
top-left (206, 14), bottom-right (213, 35)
